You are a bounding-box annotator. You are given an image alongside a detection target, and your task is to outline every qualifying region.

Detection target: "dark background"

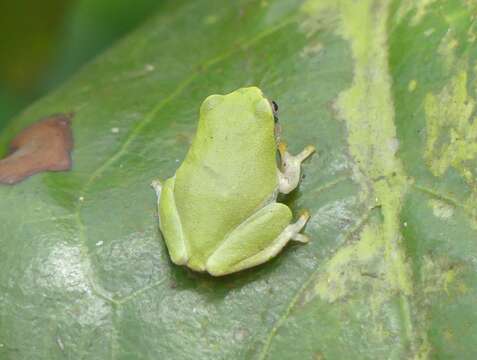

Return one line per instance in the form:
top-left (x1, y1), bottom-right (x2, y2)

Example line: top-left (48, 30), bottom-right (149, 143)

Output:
top-left (0, 0), bottom-right (166, 132)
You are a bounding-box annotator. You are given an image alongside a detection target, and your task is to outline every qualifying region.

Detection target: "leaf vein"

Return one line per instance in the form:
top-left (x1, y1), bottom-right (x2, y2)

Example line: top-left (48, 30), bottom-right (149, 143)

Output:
top-left (256, 206), bottom-right (374, 360)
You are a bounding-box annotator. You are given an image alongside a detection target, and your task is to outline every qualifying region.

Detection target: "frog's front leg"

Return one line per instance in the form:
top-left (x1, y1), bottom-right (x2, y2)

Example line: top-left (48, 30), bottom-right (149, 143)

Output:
top-left (206, 203), bottom-right (310, 276)
top-left (277, 142), bottom-right (315, 194)
top-left (151, 177), bottom-right (189, 265)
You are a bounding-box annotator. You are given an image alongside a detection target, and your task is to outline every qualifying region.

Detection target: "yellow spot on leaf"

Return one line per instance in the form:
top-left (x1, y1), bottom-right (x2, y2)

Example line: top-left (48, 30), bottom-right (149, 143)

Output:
top-left (438, 29), bottom-right (459, 69)
top-left (424, 28), bottom-right (435, 37)
top-left (424, 71), bottom-right (477, 188)
top-left (421, 256), bottom-right (464, 296)
top-left (308, 222), bottom-right (385, 303)
top-left (429, 199), bottom-right (454, 219)
top-left (443, 329), bottom-right (454, 342)
top-left (412, 0), bottom-right (438, 25)
top-left (204, 15), bottom-right (218, 25)
top-left (301, 42), bottom-right (323, 57)
top-left (300, 0), bottom-right (413, 319)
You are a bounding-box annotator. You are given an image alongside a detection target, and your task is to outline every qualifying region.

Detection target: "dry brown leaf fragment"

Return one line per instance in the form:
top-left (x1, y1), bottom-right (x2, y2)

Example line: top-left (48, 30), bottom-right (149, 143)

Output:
top-left (0, 113), bottom-right (74, 185)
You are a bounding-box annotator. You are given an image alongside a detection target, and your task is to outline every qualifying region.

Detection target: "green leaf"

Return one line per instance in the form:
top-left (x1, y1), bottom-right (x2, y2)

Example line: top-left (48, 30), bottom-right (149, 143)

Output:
top-left (1, 0), bottom-right (476, 358)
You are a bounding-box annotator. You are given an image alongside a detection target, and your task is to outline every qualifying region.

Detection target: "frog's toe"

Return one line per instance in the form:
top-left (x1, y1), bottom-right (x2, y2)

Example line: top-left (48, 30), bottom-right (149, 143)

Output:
top-left (298, 145), bottom-right (316, 161)
top-left (151, 179), bottom-right (163, 197)
top-left (299, 209), bottom-right (310, 219)
top-left (291, 233), bottom-right (309, 243)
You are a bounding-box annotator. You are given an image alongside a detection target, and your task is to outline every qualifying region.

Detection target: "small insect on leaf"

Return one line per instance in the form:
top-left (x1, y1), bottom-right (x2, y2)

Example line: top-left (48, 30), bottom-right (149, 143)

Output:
top-left (0, 113), bottom-right (74, 185)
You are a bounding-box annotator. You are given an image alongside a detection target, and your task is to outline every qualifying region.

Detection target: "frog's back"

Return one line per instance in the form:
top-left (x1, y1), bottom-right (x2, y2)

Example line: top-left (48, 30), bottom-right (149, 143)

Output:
top-left (173, 87), bottom-right (278, 270)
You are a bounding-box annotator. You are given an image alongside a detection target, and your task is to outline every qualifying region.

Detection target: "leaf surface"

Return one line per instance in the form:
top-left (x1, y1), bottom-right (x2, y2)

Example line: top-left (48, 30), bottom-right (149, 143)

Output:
top-left (1, 0), bottom-right (476, 358)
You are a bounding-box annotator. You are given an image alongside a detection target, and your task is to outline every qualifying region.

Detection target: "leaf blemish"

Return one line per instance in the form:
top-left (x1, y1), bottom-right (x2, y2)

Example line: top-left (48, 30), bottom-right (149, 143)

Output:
top-left (0, 113), bottom-right (74, 185)
top-left (429, 199), bottom-right (454, 219)
top-left (408, 79), bottom-right (417, 92)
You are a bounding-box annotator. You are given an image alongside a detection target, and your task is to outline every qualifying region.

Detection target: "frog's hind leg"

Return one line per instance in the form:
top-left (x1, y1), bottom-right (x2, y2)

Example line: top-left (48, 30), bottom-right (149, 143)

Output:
top-left (151, 177), bottom-right (189, 265)
top-left (277, 142), bottom-right (315, 194)
top-left (206, 203), bottom-right (310, 276)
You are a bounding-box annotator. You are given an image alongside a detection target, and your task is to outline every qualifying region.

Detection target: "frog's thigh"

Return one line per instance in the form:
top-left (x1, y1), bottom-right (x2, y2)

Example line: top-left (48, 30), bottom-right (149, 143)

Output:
top-left (158, 177), bottom-right (188, 265)
top-left (206, 203), bottom-right (294, 276)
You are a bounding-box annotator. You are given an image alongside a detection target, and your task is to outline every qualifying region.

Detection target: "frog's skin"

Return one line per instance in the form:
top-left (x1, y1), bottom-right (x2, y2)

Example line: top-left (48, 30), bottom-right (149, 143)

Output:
top-left (152, 87), bottom-right (315, 276)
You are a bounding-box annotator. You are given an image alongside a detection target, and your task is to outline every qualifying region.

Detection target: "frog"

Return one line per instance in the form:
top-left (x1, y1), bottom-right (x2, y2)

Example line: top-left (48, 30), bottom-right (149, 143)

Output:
top-left (152, 87), bottom-right (315, 276)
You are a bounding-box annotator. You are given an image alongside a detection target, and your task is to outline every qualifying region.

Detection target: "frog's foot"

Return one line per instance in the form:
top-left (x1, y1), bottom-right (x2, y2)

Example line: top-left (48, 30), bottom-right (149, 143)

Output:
top-left (277, 142), bottom-right (315, 194)
top-left (290, 210), bottom-right (311, 243)
top-left (151, 179), bottom-right (163, 198)
top-left (206, 203), bottom-right (311, 276)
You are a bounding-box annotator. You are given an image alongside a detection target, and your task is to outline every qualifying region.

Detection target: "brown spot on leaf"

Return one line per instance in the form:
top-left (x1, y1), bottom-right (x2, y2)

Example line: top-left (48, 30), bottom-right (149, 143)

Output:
top-left (0, 113), bottom-right (74, 184)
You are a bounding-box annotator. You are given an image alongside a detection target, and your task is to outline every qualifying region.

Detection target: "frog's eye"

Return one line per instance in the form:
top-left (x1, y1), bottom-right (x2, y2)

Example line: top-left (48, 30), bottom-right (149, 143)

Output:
top-left (201, 94), bottom-right (224, 114)
top-left (271, 100), bottom-right (279, 122)
top-left (266, 99), bottom-right (279, 122)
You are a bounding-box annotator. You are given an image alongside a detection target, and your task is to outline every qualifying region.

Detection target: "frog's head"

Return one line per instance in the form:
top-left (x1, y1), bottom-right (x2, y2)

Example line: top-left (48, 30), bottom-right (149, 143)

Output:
top-left (199, 87), bottom-right (277, 137)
